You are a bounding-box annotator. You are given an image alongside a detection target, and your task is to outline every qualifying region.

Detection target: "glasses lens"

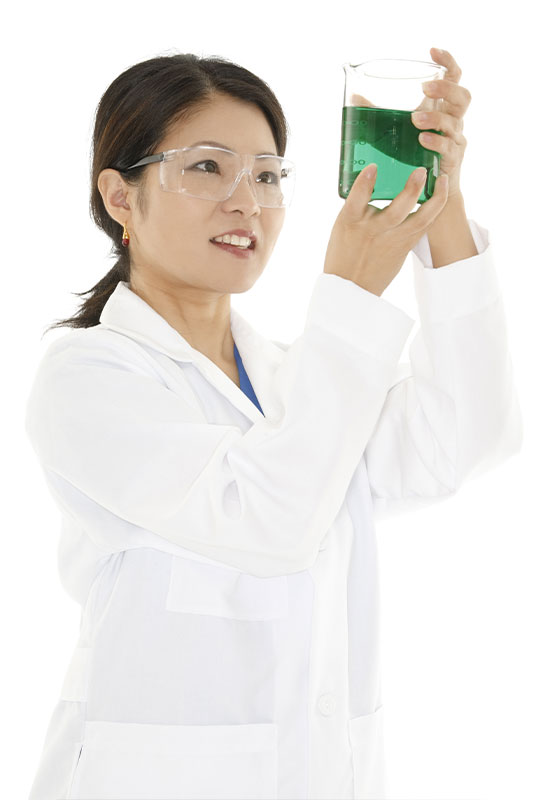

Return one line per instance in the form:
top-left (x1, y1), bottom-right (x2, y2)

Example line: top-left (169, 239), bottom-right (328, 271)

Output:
top-left (161, 147), bottom-right (295, 207)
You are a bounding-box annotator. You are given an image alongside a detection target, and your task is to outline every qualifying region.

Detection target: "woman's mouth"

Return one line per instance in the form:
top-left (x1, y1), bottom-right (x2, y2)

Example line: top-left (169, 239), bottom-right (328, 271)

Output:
top-left (209, 239), bottom-right (256, 258)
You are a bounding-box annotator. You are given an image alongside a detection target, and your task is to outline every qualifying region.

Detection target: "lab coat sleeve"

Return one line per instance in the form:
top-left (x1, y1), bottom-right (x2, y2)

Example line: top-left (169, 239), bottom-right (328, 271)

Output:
top-left (365, 218), bottom-right (524, 522)
top-left (24, 277), bottom-right (416, 578)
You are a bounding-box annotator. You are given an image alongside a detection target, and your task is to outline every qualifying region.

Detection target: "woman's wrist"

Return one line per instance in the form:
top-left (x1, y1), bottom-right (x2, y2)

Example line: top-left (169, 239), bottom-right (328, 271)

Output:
top-left (427, 190), bottom-right (478, 268)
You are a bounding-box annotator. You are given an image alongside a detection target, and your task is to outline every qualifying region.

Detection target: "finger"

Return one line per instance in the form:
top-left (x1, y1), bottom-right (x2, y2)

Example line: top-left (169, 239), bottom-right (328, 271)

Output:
top-left (341, 162), bottom-right (379, 221)
top-left (412, 110), bottom-right (463, 138)
top-left (350, 93), bottom-right (376, 107)
top-left (429, 48), bottom-right (462, 84)
top-left (418, 130), bottom-right (466, 165)
top-left (401, 173), bottom-right (449, 236)
top-left (373, 167), bottom-right (432, 231)
top-left (423, 79), bottom-right (472, 115)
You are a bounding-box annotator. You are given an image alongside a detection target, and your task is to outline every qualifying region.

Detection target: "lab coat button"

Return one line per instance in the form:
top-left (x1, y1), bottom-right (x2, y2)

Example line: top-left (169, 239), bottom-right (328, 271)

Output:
top-left (317, 693), bottom-right (337, 716)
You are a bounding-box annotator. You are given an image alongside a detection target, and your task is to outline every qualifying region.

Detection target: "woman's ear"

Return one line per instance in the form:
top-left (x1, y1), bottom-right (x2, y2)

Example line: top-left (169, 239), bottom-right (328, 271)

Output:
top-left (97, 169), bottom-right (132, 225)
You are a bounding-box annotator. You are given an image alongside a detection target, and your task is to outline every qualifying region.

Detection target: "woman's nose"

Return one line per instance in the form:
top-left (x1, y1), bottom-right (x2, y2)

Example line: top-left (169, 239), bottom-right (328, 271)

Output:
top-left (222, 170), bottom-right (261, 212)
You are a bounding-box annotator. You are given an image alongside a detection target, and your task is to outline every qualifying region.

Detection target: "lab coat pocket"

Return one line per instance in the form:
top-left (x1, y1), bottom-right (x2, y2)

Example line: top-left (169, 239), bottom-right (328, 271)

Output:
top-left (348, 705), bottom-right (386, 800)
top-left (166, 554), bottom-right (289, 620)
top-left (67, 719), bottom-right (279, 799)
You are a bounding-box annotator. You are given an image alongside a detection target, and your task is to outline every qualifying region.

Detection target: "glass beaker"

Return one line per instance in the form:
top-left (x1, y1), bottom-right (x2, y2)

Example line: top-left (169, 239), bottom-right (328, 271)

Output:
top-left (339, 59), bottom-right (447, 203)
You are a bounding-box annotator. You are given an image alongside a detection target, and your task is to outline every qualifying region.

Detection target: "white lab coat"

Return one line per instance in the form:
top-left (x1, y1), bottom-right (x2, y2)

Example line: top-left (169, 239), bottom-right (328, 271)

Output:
top-left (25, 219), bottom-right (522, 800)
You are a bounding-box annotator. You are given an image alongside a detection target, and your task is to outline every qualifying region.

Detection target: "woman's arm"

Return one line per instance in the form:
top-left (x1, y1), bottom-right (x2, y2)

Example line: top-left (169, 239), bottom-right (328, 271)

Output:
top-left (412, 49), bottom-right (478, 268)
top-left (427, 191), bottom-right (478, 268)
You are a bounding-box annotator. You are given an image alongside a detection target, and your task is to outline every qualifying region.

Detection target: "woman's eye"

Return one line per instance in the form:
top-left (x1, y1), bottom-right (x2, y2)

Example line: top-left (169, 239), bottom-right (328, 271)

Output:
top-left (192, 160), bottom-right (219, 173)
top-left (257, 171), bottom-right (279, 184)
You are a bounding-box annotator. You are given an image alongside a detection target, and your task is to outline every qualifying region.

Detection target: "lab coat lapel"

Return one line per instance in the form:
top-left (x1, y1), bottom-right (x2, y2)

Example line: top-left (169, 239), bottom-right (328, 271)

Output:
top-left (99, 281), bottom-right (285, 423)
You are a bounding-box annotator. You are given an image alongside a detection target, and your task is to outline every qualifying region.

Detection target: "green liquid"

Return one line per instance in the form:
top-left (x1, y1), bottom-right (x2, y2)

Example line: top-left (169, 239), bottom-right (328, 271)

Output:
top-left (339, 106), bottom-right (442, 203)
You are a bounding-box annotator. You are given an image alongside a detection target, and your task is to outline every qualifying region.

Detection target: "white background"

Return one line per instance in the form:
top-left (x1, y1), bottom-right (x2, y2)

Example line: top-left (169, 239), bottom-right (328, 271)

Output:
top-left (2, 1), bottom-right (538, 798)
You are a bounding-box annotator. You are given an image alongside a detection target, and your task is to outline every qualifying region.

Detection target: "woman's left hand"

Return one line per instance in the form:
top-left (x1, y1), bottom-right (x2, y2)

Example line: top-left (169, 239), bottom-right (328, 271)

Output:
top-left (412, 48), bottom-right (471, 200)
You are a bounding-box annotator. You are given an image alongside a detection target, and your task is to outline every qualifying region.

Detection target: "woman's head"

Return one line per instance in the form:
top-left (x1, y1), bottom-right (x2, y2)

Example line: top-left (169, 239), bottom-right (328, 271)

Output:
top-left (46, 53), bottom-right (290, 333)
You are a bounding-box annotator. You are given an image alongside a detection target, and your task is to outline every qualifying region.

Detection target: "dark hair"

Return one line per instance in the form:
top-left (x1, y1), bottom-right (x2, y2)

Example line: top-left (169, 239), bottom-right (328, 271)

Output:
top-left (44, 52), bottom-right (290, 334)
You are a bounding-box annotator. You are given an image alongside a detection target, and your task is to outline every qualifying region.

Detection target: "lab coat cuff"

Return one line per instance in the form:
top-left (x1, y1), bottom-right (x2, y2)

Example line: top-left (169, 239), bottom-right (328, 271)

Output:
top-left (410, 220), bottom-right (501, 323)
top-left (306, 273), bottom-right (415, 364)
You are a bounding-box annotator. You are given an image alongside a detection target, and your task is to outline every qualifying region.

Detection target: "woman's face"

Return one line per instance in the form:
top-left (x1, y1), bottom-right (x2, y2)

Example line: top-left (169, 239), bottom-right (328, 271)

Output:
top-left (120, 94), bottom-right (286, 297)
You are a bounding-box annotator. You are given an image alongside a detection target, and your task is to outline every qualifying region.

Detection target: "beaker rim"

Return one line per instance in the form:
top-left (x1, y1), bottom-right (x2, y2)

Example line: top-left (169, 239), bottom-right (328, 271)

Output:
top-left (342, 59), bottom-right (447, 79)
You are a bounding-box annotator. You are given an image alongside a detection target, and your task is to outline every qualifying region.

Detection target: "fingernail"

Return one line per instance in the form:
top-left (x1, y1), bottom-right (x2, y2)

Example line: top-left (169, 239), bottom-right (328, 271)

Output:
top-left (414, 167), bottom-right (427, 182)
top-left (363, 163), bottom-right (377, 179)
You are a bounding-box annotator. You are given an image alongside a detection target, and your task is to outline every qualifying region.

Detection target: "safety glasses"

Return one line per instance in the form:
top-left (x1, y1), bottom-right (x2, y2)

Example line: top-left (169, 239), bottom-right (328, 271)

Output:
top-left (124, 145), bottom-right (296, 208)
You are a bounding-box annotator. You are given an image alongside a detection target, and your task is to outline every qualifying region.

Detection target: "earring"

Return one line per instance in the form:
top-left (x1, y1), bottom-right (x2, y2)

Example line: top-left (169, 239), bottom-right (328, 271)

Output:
top-left (122, 223), bottom-right (130, 247)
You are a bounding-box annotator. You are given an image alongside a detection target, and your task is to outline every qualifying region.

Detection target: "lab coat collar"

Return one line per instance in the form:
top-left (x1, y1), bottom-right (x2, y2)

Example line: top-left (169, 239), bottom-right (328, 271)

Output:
top-left (99, 280), bottom-right (285, 423)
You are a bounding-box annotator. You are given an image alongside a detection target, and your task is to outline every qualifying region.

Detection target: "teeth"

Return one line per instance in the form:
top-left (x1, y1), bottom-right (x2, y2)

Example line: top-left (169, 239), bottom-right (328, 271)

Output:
top-left (213, 234), bottom-right (252, 248)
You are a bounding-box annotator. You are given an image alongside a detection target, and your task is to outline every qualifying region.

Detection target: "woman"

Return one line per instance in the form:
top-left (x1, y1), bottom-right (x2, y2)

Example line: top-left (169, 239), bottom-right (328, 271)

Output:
top-left (25, 49), bottom-right (522, 799)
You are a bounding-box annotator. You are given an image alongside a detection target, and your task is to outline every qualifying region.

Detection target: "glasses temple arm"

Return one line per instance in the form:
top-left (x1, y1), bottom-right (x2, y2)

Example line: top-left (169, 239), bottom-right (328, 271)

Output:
top-left (125, 152), bottom-right (166, 171)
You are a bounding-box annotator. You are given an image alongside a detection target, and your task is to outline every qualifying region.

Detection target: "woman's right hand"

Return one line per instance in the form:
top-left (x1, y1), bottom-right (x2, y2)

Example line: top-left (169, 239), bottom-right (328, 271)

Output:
top-left (323, 164), bottom-right (449, 296)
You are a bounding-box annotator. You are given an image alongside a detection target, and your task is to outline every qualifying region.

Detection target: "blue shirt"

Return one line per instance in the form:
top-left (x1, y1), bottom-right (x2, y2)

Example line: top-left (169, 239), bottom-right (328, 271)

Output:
top-left (233, 342), bottom-right (264, 416)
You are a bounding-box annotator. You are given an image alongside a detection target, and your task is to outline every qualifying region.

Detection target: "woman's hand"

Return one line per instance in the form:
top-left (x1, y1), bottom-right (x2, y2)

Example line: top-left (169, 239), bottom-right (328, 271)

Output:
top-left (411, 48), bottom-right (471, 200)
top-left (323, 164), bottom-right (448, 296)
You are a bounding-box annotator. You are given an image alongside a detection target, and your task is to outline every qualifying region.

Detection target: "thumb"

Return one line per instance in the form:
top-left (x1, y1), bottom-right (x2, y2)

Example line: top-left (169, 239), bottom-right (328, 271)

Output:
top-left (343, 163), bottom-right (377, 218)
